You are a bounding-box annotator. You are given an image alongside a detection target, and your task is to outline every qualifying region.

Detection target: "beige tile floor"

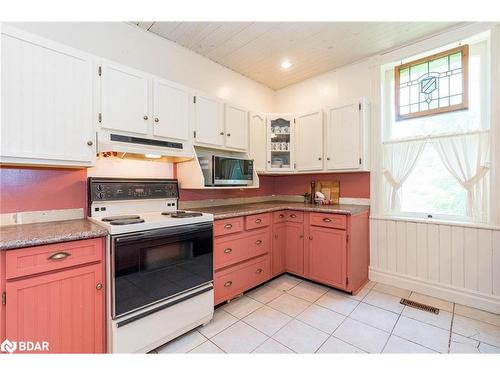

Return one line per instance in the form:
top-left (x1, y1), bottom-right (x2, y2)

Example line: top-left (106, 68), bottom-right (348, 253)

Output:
top-left (153, 274), bottom-right (500, 354)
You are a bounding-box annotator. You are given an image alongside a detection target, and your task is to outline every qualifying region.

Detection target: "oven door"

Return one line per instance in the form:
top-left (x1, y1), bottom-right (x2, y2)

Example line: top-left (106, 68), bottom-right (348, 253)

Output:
top-left (111, 222), bottom-right (213, 318)
top-left (213, 156), bottom-right (253, 186)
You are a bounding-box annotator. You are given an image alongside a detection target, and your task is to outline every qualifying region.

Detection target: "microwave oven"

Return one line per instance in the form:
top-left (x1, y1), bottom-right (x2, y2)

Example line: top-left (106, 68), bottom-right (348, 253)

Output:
top-left (199, 155), bottom-right (254, 186)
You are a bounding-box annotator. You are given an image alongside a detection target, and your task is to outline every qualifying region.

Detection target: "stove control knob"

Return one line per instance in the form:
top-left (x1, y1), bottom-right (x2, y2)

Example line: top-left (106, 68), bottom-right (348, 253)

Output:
top-left (97, 192), bottom-right (105, 199)
top-left (96, 184), bottom-right (104, 191)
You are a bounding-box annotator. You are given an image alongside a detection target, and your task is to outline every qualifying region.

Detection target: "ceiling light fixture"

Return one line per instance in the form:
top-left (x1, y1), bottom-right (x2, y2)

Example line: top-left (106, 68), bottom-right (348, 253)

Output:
top-left (281, 60), bottom-right (292, 70)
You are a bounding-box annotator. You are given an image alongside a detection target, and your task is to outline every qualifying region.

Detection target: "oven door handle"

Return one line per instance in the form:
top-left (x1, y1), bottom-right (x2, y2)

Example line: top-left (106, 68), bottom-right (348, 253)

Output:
top-left (114, 223), bottom-right (212, 244)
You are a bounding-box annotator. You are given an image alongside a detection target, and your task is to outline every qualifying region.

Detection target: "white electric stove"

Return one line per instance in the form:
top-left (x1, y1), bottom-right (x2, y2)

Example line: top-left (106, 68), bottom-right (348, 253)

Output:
top-left (88, 177), bottom-right (214, 353)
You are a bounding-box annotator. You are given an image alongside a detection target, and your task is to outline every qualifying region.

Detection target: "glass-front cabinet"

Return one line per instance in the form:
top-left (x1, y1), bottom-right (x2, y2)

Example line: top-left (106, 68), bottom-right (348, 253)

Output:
top-left (267, 114), bottom-right (295, 172)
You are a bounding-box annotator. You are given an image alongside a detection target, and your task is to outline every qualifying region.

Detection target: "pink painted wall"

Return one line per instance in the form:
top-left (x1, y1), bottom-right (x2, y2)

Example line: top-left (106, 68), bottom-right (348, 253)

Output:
top-left (0, 167), bottom-right (87, 214)
top-left (272, 172), bottom-right (370, 199)
top-left (0, 165), bottom-right (370, 215)
top-left (179, 171), bottom-right (370, 201)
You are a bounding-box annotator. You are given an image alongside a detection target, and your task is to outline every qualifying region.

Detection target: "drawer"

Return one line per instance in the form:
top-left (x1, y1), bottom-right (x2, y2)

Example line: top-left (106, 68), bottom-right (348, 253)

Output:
top-left (310, 212), bottom-right (347, 230)
top-left (214, 228), bottom-right (271, 270)
top-left (245, 213), bottom-right (271, 230)
top-left (285, 210), bottom-right (303, 223)
top-left (214, 255), bottom-right (270, 304)
top-left (214, 217), bottom-right (244, 237)
top-left (5, 238), bottom-right (104, 280)
top-left (273, 210), bottom-right (287, 223)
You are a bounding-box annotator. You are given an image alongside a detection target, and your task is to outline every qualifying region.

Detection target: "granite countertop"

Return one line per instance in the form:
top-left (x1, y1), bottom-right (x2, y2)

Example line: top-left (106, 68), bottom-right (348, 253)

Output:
top-left (189, 200), bottom-right (370, 220)
top-left (0, 219), bottom-right (108, 251)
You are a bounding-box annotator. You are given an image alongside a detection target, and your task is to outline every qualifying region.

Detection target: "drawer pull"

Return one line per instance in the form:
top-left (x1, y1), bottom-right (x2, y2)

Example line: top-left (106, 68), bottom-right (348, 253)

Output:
top-left (279, 214), bottom-right (285, 218)
top-left (96, 282), bottom-right (103, 290)
top-left (255, 268), bottom-right (263, 274)
top-left (323, 218), bottom-right (332, 223)
top-left (224, 223), bottom-right (233, 229)
top-left (224, 281), bottom-right (233, 287)
top-left (289, 214), bottom-right (297, 218)
top-left (224, 248), bottom-right (233, 254)
top-left (255, 218), bottom-right (262, 224)
top-left (47, 252), bottom-right (71, 261)
top-left (255, 240), bottom-right (262, 245)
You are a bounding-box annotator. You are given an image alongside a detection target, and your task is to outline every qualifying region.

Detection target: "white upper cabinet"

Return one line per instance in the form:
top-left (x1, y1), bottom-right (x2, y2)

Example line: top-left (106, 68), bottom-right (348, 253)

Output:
top-left (325, 98), bottom-right (370, 171)
top-left (193, 93), bottom-right (225, 147)
top-left (267, 114), bottom-right (295, 172)
top-left (295, 110), bottom-right (324, 171)
top-left (248, 112), bottom-right (267, 172)
top-left (152, 79), bottom-right (190, 141)
top-left (224, 104), bottom-right (248, 151)
top-left (1, 27), bottom-right (95, 167)
top-left (100, 61), bottom-right (150, 135)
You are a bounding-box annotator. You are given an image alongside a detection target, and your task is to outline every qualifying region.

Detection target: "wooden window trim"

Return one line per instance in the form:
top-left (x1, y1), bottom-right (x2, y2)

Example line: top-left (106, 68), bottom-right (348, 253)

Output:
top-left (395, 45), bottom-right (469, 121)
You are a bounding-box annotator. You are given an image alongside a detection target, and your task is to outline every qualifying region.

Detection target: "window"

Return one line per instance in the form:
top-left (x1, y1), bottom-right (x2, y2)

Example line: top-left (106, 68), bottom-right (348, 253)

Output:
top-left (381, 36), bottom-right (491, 223)
top-left (395, 45), bottom-right (469, 121)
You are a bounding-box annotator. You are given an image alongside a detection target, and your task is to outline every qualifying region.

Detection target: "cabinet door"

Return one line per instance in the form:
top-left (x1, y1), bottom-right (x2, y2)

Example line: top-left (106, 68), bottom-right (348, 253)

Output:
top-left (1, 28), bottom-right (95, 166)
top-left (272, 223), bottom-right (287, 276)
top-left (224, 104), bottom-right (248, 150)
top-left (100, 61), bottom-right (150, 135)
top-left (308, 226), bottom-right (347, 289)
top-left (295, 110), bottom-right (324, 171)
top-left (249, 112), bottom-right (267, 172)
top-left (193, 93), bottom-right (224, 147)
top-left (285, 222), bottom-right (304, 276)
top-left (5, 263), bottom-right (105, 353)
top-left (152, 79), bottom-right (190, 141)
top-left (267, 114), bottom-right (295, 172)
top-left (326, 103), bottom-right (361, 170)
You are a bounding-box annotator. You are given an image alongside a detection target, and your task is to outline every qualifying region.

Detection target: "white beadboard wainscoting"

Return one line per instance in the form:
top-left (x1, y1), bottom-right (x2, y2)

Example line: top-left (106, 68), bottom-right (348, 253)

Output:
top-left (369, 217), bottom-right (500, 313)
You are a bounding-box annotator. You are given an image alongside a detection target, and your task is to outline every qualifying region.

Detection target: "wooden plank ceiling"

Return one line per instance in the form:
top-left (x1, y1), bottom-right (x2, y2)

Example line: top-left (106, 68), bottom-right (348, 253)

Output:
top-left (134, 22), bottom-right (461, 90)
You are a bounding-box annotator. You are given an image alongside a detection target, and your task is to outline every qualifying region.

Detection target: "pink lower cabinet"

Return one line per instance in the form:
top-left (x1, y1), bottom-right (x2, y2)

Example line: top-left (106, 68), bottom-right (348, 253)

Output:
top-left (305, 211), bottom-right (369, 294)
top-left (307, 226), bottom-right (347, 289)
top-left (284, 221), bottom-right (304, 276)
top-left (3, 238), bottom-right (105, 353)
top-left (213, 214), bottom-right (272, 304)
top-left (272, 222), bottom-right (286, 276)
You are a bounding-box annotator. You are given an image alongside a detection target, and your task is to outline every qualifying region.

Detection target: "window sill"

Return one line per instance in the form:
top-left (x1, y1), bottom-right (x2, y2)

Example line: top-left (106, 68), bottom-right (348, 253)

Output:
top-left (369, 214), bottom-right (500, 230)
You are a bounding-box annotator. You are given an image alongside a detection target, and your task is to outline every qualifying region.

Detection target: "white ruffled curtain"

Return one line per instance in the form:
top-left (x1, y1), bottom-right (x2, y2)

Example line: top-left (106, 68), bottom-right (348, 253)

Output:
top-left (383, 131), bottom-right (490, 222)
top-left (382, 139), bottom-right (427, 212)
top-left (433, 132), bottom-right (490, 222)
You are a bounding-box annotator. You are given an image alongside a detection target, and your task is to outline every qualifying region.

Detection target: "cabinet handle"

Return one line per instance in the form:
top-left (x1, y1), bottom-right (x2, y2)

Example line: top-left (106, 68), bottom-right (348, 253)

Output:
top-left (47, 252), bottom-right (71, 261)
top-left (255, 218), bottom-right (262, 224)
top-left (224, 223), bottom-right (233, 229)
top-left (268, 161), bottom-right (271, 164)
top-left (227, 133), bottom-right (231, 136)
top-left (224, 248), bottom-right (232, 254)
top-left (220, 132), bottom-right (225, 135)
top-left (86, 140), bottom-right (93, 146)
top-left (279, 214), bottom-right (285, 218)
top-left (255, 240), bottom-right (262, 245)
top-left (143, 115), bottom-right (149, 120)
top-left (327, 157), bottom-right (330, 160)
top-left (309, 236), bottom-right (313, 240)
top-left (289, 214), bottom-right (297, 218)
top-left (318, 157), bottom-right (322, 160)
top-left (255, 268), bottom-right (263, 274)
top-left (154, 117), bottom-right (159, 123)
top-left (224, 281), bottom-right (233, 287)
top-left (274, 234), bottom-right (278, 239)
top-left (323, 218), bottom-right (332, 223)
top-left (299, 234), bottom-right (304, 238)
top-left (96, 283), bottom-right (103, 291)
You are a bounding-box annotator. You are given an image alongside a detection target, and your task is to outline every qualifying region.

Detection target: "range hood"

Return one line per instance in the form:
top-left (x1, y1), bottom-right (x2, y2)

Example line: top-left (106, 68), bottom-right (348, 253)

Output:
top-left (97, 132), bottom-right (195, 163)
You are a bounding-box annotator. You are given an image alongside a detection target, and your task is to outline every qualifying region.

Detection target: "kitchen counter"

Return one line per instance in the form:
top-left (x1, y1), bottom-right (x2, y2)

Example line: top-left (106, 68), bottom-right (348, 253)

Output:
top-left (0, 219), bottom-right (108, 250)
top-left (189, 200), bottom-right (370, 220)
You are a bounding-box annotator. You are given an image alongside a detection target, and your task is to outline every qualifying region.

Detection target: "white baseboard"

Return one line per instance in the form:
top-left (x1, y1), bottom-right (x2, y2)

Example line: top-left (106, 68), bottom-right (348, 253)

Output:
top-left (369, 267), bottom-right (500, 314)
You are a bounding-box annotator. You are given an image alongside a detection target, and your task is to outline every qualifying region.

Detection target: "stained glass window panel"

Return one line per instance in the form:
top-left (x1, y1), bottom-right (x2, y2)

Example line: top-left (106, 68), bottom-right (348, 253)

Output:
top-left (395, 45), bottom-right (468, 121)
